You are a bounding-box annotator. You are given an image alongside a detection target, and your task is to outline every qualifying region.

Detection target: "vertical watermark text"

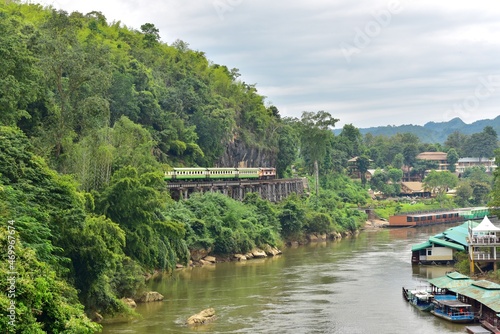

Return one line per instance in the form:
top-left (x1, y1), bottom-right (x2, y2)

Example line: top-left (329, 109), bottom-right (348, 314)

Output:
top-left (6, 220), bottom-right (17, 330)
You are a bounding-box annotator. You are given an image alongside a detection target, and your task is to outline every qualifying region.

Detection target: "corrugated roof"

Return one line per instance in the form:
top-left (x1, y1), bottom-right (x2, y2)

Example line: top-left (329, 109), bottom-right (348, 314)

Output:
top-left (453, 281), bottom-right (500, 313)
top-left (441, 221), bottom-right (479, 246)
top-left (411, 241), bottom-right (432, 251)
top-left (408, 210), bottom-right (458, 218)
top-left (447, 272), bottom-right (471, 280)
top-left (442, 229), bottom-right (468, 246)
top-left (416, 152), bottom-right (448, 160)
top-left (458, 158), bottom-right (495, 163)
top-left (401, 182), bottom-right (424, 192)
top-left (472, 280), bottom-right (500, 290)
top-left (429, 236), bottom-right (465, 250)
top-left (428, 271), bottom-right (473, 289)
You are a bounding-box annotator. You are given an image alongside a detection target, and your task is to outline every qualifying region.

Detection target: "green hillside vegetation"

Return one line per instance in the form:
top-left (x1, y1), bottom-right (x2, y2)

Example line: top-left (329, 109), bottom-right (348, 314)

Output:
top-left (0, 2), bottom-right (370, 331)
top-left (2, 2), bottom-right (499, 331)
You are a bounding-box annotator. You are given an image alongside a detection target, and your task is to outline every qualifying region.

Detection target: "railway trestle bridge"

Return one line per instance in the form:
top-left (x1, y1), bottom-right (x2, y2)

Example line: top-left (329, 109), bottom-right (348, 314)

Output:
top-left (166, 178), bottom-right (307, 202)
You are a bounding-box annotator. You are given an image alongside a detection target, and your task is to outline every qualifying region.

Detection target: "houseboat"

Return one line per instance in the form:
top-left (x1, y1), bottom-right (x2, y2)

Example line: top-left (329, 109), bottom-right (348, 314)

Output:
top-left (411, 222), bottom-right (477, 264)
top-left (402, 287), bottom-right (434, 311)
top-left (430, 298), bottom-right (475, 323)
top-left (389, 207), bottom-right (490, 227)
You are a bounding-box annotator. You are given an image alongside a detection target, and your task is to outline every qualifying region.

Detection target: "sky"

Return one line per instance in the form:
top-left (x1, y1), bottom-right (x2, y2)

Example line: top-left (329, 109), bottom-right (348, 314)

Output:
top-left (33, 0), bottom-right (500, 129)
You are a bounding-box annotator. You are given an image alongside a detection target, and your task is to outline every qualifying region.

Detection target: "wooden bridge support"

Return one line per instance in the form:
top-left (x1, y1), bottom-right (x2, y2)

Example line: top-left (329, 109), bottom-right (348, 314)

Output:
top-left (167, 178), bottom-right (305, 203)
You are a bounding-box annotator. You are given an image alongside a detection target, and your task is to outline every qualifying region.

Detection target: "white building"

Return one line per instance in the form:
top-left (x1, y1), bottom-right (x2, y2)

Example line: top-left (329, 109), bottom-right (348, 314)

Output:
top-left (456, 158), bottom-right (497, 173)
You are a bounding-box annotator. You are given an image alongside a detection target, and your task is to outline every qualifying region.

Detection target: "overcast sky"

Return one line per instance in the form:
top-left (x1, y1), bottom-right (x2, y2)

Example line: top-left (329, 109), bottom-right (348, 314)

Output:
top-left (34, 0), bottom-right (500, 128)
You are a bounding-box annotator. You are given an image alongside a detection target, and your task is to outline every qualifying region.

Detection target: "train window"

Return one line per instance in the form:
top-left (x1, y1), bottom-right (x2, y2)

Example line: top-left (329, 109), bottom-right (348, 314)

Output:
top-left (414, 217), bottom-right (420, 221)
top-left (407, 217), bottom-right (412, 222)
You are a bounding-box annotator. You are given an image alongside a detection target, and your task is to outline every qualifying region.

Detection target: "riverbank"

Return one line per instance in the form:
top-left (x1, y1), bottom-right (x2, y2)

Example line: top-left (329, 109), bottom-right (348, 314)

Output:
top-left (364, 218), bottom-right (389, 230)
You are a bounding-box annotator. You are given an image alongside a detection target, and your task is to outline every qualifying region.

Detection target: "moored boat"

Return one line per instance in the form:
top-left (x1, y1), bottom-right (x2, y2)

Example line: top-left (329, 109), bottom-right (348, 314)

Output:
top-left (402, 287), bottom-right (434, 312)
top-left (430, 298), bottom-right (474, 323)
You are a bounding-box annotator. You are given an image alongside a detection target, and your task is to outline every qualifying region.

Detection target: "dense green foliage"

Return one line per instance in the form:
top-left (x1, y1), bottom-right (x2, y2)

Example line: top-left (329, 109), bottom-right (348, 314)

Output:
top-left (0, 2), bottom-right (372, 332)
top-left (1, 2), bottom-right (498, 332)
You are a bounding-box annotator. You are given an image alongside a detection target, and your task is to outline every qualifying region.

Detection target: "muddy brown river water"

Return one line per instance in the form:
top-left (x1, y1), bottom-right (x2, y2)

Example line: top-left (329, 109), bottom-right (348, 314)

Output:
top-left (102, 224), bottom-right (470, 333)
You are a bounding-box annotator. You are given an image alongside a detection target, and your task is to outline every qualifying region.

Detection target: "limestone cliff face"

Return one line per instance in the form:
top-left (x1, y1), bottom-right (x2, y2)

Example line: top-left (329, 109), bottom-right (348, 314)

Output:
top-left (217, 138), bottom-right (276, 168)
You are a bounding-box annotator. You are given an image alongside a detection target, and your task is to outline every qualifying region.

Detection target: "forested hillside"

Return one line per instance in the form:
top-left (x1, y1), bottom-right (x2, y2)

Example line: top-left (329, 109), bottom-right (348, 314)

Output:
top-left (337, 116), bottom-right (500, 143)
top-left (0, 2), bottom-right (370, 331)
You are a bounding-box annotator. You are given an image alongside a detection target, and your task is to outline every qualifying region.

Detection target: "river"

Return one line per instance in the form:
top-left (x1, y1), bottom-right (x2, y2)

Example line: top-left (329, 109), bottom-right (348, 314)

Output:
top-left (102, 224), bottom-right (471, 334)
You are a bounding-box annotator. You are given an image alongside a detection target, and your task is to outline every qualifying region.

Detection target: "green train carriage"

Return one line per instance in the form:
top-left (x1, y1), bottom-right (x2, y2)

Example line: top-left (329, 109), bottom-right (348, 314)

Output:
top-left (164, 167), bottom-right (273, 181)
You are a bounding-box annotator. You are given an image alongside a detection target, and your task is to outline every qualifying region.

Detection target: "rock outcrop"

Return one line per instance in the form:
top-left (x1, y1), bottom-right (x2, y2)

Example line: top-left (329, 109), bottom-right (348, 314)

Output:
top-left (252, 249), bottom-right (267, 258)
top-left (263, 245), bottom-right (282, 256)
top-left (136, 291), bottom-right (164, 303)
top-left (186, 308), bottom-right (216, 326)
top-left (218, 139), bottom-right (275, 169)
top-left (121, 298), bottom-right (137, 308)
top-left (190, 248), bottom-right (212, 261)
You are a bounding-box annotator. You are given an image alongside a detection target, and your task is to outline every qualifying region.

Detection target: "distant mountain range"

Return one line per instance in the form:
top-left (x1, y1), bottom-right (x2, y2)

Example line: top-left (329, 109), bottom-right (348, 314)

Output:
top-left (336, 116), bottom-right (500, 143)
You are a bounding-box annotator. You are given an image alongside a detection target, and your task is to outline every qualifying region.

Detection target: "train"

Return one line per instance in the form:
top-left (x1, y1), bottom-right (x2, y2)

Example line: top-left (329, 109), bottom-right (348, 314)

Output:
top-left (164, 167), bottom-right (276, 181)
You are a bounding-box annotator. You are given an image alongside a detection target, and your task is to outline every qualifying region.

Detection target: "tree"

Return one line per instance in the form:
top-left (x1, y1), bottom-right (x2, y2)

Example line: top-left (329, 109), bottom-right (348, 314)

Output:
top-left (403, 144), bottom-right (419, 167)
top-left (445, 131), bottom-right (468, 156)
top-left (455, 182), bottom-right (473, 207)
top-left (387, 168), bottom-right (403, 183)
top-left (447, 148), bottom-right (459, 172)
top-left (0, 228), bottom-right (101, 333)
top-left (488, 149), bottom-right (500, 217)
top-left (339, 124), bottom-right (363, 158)
top-left (412, 160), bottom-right (439, 181)
top-left (141, 22), bottom-right (160, 47)
top-left (463, 126), bottom-right (498, 159)
top-left (357, 155), bottom-right (371, 186)
top-left (299, 111), bottom-right (339, 195)
top-left (0, 14), bottom-right (41, 126)
top-left (278, 194), bottom-right (305, 240)
top-left (37, 10), bottom-right (112, 165)
top-left (470, 181), bottom-right (491, 205)
top-left (392, 153), bottom-right (404, 169)
top-left (96, 166), bottom-right (187, 270)
top-left (276, 122), bottom-right (299, 178)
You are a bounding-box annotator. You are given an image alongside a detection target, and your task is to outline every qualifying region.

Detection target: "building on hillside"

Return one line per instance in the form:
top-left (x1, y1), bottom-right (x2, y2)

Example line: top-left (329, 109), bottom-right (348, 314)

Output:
top-left (400, 182), bottom-right (430, 197)
top-left (456, 157), bottom-right (497, 174)
top-left (468, 216), bottom-right (500, 274)
top-left (347, 156), bottom-right (373, 179)
top-left (416, 151), bottom-right (449, 171)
